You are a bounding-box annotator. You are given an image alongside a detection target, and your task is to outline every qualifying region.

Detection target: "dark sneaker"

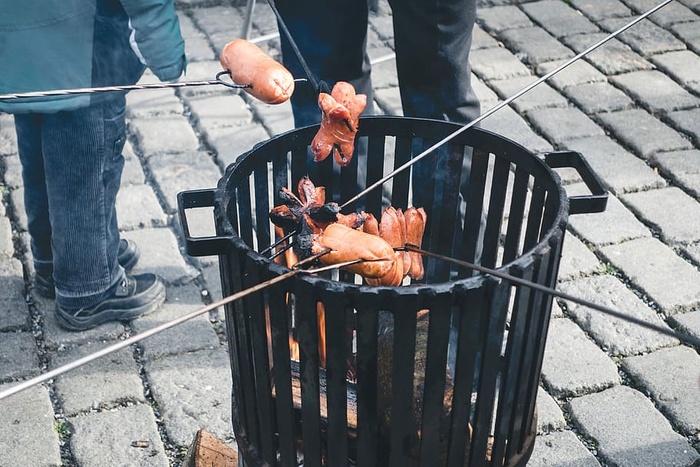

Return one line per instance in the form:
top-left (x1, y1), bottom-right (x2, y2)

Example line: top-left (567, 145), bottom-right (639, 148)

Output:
top-left (34, 239), bottom-right (141, 299)
top-left (55, 273), bottom-right (165, 331)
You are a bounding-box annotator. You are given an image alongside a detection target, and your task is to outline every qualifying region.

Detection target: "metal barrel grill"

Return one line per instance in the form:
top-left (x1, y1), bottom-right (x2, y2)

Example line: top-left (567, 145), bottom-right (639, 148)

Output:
top-left (178, 116), bottom-right (607, 467)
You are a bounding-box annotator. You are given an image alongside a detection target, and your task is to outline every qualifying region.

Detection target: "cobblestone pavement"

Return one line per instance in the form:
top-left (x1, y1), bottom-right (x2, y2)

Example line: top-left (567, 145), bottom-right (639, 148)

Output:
top-left (1, 0), bottom-right (700, 465)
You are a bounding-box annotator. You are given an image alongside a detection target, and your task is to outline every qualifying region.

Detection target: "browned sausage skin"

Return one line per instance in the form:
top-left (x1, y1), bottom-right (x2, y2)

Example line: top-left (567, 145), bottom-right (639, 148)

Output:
top-left (219, 39), bottom-right (295, 104)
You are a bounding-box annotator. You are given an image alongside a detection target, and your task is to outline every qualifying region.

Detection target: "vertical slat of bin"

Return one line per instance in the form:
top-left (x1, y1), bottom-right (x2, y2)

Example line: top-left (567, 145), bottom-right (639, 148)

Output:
top-left (469, 279), bottom-right (510, 465)
top-left (236, 177), bottom-right (254, 248)
top-left (490, 261), bottom-right (536, 465)
top-left (522, 183), bottom-right (546, 252)
top-left (417, 297), bottom-right (453, 466)
top-left (387, 306), bottom-right (418, 467)
top-left (296, 283), bottom-right (322, 467)
top-left (501, 169), bottom-right (530, 264)
top-left (481, 156), bottom-right (511, 269)
top-left (446, 283), bottom-right (490, 467)
top-left (267, 283), bottom-right (297, 467)
top-left (355, 302), bottom-right (380, 467)
top-left (458, 147), bottom-right (489, 278)
top-left (391, 135), bottom-right (413, 212)
top-left (323, 292), bottom-right (350, 467)
top-left (253, 159), bottom-right (271, 250)
top-left (364, 133), bottom-right (388, 216)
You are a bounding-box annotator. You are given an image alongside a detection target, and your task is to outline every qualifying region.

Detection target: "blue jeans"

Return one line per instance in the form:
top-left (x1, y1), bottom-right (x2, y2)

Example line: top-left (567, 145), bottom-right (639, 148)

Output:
top-left (14, 95), bottom-right (127, 309)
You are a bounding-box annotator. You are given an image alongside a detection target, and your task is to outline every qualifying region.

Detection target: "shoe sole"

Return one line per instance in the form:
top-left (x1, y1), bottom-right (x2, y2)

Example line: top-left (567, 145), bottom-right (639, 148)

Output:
top-left (55, 282), bottom-right (165, 331)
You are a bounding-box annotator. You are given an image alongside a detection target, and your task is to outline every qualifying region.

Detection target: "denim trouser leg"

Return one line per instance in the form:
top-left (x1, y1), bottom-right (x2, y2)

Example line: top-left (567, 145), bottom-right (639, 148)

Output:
top-left (14, 96), bottom-right (127, 309)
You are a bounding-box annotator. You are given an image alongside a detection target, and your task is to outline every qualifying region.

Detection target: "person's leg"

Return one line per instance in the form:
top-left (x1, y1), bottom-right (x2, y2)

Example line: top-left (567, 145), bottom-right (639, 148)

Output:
top-left (275, 0), bottom-right (375, 128)
top-left (14, 114), bottom-right (54, 281)
top-left (41, 96), bottom-right (127, 309)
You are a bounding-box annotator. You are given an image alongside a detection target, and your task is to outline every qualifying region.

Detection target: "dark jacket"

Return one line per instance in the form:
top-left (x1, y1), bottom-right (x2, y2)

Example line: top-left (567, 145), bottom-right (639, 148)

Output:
top-left (0, 0), bottom-right (186, 113)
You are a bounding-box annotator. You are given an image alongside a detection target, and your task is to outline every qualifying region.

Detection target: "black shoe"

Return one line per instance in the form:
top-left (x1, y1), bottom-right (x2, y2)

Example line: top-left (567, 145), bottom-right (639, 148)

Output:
top-left (55, 273), bottom-right (165, 331)
top-left (34, 239), bottom-right (141, 299)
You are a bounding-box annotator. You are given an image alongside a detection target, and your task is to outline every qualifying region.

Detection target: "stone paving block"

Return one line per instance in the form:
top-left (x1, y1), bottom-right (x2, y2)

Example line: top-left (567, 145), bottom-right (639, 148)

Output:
top-left (126, 87), bottom-right (184, 119)
top-left (650, 50), bottom-right (700, 88)
top-left (471, 76), bottom-right (500, 105)
top-left (10, 186), bottom-right (26, 232)
top-left (479, 105), bottom-right (553, 154)
top-left (375, 87), bottom-right (404, 117)
top-left (147, 151), bottom-right (222, 214)
top-left (569, 0), bottom-right (633, 21)
top-left (599, 237), bottom-right (700, 314)
top-left (671, 21), bottom-right (700, 52)
top-left (563, 81), bottom-right (634, 114)
top-left (132, 283), bottom-right (220, 361)
top-left (123, 227), bottom-right (199, 285)
top-left (177, 11), bottom-right (216, 62)
top-left (470, 47), bottom-right (533, 81)
top-left (0, 384), bottom-right (61, 467)
top-left (0, 215), bottom-right (14, 260)
top-left (145, 348), bottom-right (233, 446)
top-left (558, 275), bottom-right (678, 356)
top-left (247, 98), bottom-right (296, 137)
top-left (366, 55), bottom-right (399, 90)
top-left (190, 6), bottom-right (247, 55)
top-left (622, 346), bottom-right (700, 436)
top-left (562, 135), bottom-right (666, 194)
top-left (69, 404), bottom-right (169, 467)
top-left (248, 0), bottom-right (280, 37)
top-left (116, 184), bottom-right (168, 230)
top-left (0, 259), bottom-right (27, 332)
top-left (129, 115), bottom-right (200, 157)
top-left (551, 299), bottom-right (564, 318)
top-left (622, 187), bottom-right (700, 244)
top-left (596, 109), bottom-right (693, 159)
top-left (499, 27), bottom-right (575, 65)
top-left (178, 60), bottom-right (235, 98)
top-left (665, 108), bottom-right (700, 145)
top-left (536, 58), bottom-right (607, 90)
top-left (622, 0), bottom-right (698, 28)
top-left (477, 5), bottom-right (533, 32)
top-left (568, 385), bottom-right (700, 467)
top-left (560, 33), bottom-right (653, 75)
top-left (51, 342), bottom-right (146, 416)
top-left (599, 17), bottom-right (687, 55)
top-left (611, 70), bottom-right (700, 113)
top-left (471, 24), bottom-right (501, 50)
top-left (0, 331), bottom-right (40, 382)
top-left (565, 188), bottom-right (651, 246)
top-left (2, 154), bottom-right (22, 188)
top-left (556, 231), bottom-right (601, 281)
top-left (121, 140), bottom-right (147, 186)
top-left (528, 430), bottom-right (601, 467)
top-left (670, 309), bottom-right (700, 341)
top-left (536, 386), bottom-right (566, 434)
top-left (521, 0), bottom-right (600, 38)
top-left (526, 107), bottom-right (605, 144)
top-left (0, 113), bottom-right (18, 156)
top-left (186, 93), bottom-right (254, 131)
top-left (488, 77), bottom-right (569, 113)
top-left (208, 122), bottom-right (271, 168)
top-left (541, 318), bottom-right (620, 397)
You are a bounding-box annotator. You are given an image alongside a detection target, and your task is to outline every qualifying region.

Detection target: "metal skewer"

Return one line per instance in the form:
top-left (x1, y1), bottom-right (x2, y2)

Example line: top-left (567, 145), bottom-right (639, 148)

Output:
top-left (403, 244), bottom-right (700, 348)
top-left (0, 250), bottom-right (384, 402)
top-left (341, 0), bottom-right (674, 209)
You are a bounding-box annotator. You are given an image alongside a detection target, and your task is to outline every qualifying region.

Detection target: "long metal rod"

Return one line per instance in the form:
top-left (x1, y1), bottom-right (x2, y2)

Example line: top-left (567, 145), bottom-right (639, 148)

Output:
top-left (0, 73), bottom-right (250, 100)
top-left (0, 251), bottom-right (367, 402)
top-left (341, 0), bottom-right (674, 209)
top-left (404, 245), bottom-right (700, 348)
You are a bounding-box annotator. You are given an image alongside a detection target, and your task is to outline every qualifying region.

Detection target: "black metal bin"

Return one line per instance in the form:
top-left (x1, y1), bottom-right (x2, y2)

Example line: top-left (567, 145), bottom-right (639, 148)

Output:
top-left (178, 116), bottom-right (607, 467)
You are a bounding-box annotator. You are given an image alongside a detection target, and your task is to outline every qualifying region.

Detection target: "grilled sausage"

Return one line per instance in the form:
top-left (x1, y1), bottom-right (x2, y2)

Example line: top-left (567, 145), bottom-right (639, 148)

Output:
top-left (220, 39), bottom-right (295, 104)
top-left (311, 81), bottom-right (367, 166)
top-left (405, 207), bottom-right (427, 280)
top-left (311, 223), bottom-right (396, 279)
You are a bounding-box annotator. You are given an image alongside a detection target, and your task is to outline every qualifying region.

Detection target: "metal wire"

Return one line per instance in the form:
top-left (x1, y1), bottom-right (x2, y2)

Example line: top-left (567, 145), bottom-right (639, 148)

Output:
top-left (341, 0), bottom-right (675, 209)
top-left (403, 245), bottom-right (700, 348)
top-left (0, 71), bottom-right (250, 100)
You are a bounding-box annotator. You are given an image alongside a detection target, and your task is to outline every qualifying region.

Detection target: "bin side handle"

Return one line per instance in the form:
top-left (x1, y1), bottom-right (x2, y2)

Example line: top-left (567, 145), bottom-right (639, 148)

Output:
top-left (177, 189), bottom-right (232, 257)
top-left (543, 151), bottom-right (608, 215)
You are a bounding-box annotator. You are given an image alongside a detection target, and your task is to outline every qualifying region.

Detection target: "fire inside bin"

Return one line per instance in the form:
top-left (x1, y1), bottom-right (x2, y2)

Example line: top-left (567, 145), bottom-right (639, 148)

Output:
top-left (178, 116), bottom-right (607, 467)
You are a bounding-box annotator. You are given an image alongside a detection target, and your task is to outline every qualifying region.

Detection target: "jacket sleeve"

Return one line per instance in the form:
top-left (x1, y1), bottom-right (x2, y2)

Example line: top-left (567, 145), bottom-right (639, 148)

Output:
top-left (119, 0), bottom-right (187, 81)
